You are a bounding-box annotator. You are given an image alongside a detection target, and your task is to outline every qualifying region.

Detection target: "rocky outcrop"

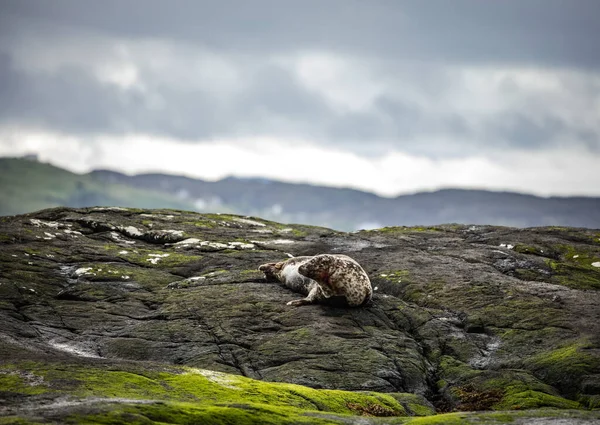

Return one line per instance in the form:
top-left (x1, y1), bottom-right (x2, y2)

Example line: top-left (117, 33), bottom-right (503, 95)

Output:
top-left (1, 208), bottom-right (599, 423)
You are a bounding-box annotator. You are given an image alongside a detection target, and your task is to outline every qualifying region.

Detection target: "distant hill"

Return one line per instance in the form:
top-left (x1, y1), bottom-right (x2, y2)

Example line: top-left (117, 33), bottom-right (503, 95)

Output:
top-left (88, 169), bottom-right (600, 230)
top-left (1, 157), bottom-right (599, 230)
top-left (0, 158), bottom-right (199, 216)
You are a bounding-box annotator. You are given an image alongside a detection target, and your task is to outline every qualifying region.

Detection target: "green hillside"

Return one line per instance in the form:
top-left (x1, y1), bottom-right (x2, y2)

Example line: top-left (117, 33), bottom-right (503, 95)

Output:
top-left (0, 158), bottom-right (198, 216)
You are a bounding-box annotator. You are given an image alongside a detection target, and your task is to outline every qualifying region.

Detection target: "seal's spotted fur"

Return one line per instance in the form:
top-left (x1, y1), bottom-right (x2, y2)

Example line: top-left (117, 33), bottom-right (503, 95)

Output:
top-left (259, 254), bottom-right (372, 307)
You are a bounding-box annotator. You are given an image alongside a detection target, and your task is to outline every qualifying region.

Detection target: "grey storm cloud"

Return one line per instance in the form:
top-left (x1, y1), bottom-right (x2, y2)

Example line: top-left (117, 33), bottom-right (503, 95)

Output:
top-left (0, 0), bottom-right (599, 157)
top-left (3, 0), bottom-right (600, 67)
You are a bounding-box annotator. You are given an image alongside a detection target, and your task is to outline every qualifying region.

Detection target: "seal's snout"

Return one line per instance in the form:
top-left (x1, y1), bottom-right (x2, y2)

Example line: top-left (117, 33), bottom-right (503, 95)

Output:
top-left (259, 262), bottom-right (279, 273)
top-left (259, 262), bottom-right (282, 283)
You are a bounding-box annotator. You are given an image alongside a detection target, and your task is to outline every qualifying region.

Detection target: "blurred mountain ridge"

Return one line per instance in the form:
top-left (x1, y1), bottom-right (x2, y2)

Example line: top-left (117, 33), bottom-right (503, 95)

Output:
top-left (2, 156), bottom-right (599, 230)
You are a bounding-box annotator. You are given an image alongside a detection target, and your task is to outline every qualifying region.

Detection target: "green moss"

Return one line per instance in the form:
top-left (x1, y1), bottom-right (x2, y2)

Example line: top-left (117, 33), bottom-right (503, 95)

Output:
top-left (103, 245), bottom-right (202, 270)
top-left (3, 362), bottom-right (409, 420)
top-left (579, 394), bottom-right (600, 409)
top-left (168, 269), bottom-right (238, 288)
top-left (288, 228), bottom-right (307, 237)
top-left (365, 226), bottom-right (440, 234)
top-left (401, 410), bottom-right (600, 424)
top-left (438, 356), bottom-right (482, 383)
top-left (531, 341), bottom-right (592, 366)
top-left (402, 412), bottom-right (467, 424)
top-left (0, 418), bottom-right (35, 425)
top-left (0, 370), bottom-right (48, 395)
top-left (375, 270), bottom-right (412, 298)
top-left (510, 242), bottom-right (600, 289)
top-left (407, 403), bottom-right (436, 417)
top-left (547, 261), bottom-right (600, 290)
top-left (543, 245), bottom-right (600, 290)
top-left (497, 390), bottom-right (580, 410)
top-left (4, 362), bottom-right (600, 424)
top-left (74, 401), bottom-right (332, 425)
top-left (526, 341), bottom-right (600, 395)
top-left (513, 244), bottom-right (547, 256)
top-left (555, 244), bottom-right (599, 264)
top-left (71, 406), bottom-right (600, 425)
top-left (546, 260), bottom-right (559, 271)
top-left (390, 393), bottom-right (436, 416)
top-left (437, 364), bottom-right (586, 412)
top-left (450, 383), bottom-right (504, 411)
top-left (497, 328), bottom-right (568, 362)
top-left (193, 220), bottom-right (218, 229)
top-left (468, 295), bottom-right (565, 331)
top-left (65, 262), bottom-right (180, 290)
top-left (446, 368), bottom-right (586, 412)
top-left (379, 270), bottom-right (410, 281)
top-left (513, 268), bottom-right (548, 282)
top-left (193, 214), bottom-right (266, 229)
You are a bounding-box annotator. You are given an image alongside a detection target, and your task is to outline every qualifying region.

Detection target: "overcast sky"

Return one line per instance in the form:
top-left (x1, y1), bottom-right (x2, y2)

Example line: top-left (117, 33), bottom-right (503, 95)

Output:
top-left (1, 0), bottom-right (599, 196)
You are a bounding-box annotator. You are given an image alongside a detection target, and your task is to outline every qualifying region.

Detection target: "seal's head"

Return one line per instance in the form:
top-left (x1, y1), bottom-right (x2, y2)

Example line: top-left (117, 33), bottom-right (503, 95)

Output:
top-left (297, 254), bottom-right (334, 281)
top-left (258, 261), bottom-right (285, 282)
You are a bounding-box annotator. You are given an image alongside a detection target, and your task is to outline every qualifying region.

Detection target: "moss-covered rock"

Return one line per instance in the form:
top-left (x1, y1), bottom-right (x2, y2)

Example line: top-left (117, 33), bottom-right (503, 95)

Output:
top-left (1, 209), bottom-right (600, 423)
top-left (0, 361), bottom-right (419, 423)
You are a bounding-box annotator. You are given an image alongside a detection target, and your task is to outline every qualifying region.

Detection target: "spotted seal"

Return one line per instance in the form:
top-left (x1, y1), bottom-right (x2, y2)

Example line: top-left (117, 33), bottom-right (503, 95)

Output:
top-left (258, 254), bottom-right (372, 307)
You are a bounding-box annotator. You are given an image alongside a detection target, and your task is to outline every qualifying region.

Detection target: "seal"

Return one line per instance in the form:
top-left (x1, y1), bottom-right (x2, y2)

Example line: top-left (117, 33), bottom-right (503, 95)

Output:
top-left (258, 254), bottom-right (372, 307)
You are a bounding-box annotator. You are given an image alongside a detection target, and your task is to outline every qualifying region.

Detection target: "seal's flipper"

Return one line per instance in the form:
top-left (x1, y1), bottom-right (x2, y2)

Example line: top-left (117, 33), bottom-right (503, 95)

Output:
top-left (286, 285), bottom-right (321, 306)
top-left (286, 298), bottom-right (312, 306)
